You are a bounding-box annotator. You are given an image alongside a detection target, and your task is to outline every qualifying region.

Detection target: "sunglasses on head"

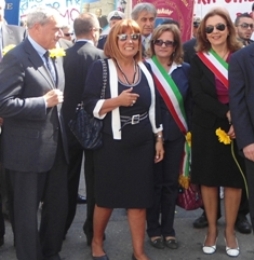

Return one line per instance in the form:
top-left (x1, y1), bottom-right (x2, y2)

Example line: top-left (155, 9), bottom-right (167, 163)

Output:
top-left (239, 23), bottom-right (254, 29)
top-left (153, 39), bottom-right (175, 47)
top-left (205, 23), bottom-right (227, 34)
top-left (117, 33), bottom-right (140, 41)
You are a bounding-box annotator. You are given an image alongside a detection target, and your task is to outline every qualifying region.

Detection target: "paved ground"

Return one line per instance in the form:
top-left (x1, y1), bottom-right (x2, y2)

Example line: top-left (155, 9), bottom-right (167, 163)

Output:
top-left (0, 172), bottom-right (253, 260)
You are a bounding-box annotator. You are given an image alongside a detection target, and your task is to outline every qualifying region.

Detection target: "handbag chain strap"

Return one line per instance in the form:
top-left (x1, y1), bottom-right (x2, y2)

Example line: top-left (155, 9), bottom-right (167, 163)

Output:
top-left (100, 59), bottom-right (107, 99)
top-left (80, 59), bottom-right (107, 109)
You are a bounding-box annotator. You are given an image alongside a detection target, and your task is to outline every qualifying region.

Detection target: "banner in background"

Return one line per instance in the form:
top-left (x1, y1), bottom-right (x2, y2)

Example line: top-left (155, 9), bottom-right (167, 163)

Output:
top-left (194, 0), bottom-right (253, 21)
top-left (4, 0), bottom-right (21, 25)
top-left (19, 0), bottom-right (81, 25)
top-left (132, 0), bottom-right (195, 42)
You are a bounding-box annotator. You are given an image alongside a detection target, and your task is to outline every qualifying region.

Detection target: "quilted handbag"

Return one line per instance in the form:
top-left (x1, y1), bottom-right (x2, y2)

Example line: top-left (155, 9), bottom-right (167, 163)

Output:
top-left (176, 184), bottom-right (203, 210)
top-left (68, 59), bottom-right (107, 150)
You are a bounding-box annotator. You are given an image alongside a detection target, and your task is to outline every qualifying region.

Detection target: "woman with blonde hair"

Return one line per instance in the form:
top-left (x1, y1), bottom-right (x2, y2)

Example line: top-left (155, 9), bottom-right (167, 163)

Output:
top-left (83, 19), bottom-right (164, 260)
top-left (189, 7), bottom-right (244, 257)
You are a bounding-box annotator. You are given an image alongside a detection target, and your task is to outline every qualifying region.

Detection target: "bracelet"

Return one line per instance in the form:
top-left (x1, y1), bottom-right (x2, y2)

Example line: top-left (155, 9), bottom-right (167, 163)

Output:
top-left (156, 134), bottom-right (163, 139)
top-left (228, 121), bottom-right (232, 125)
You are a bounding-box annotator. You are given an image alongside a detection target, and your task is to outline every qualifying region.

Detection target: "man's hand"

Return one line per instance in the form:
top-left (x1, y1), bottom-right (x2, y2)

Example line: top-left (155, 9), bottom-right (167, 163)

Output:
top-left (243, 143), bottom-right (254, 162)
top-left (44, 89), bottom-right (64, 108)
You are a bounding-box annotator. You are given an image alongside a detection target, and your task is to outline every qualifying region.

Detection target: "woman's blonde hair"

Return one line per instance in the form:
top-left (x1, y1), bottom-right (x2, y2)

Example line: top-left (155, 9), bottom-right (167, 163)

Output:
top-left (149, 24), bottom-right (183, 64)
top-left (196, 7), bottom-right (242, 52)
top-left (104, 19), bottom-right (142, 62)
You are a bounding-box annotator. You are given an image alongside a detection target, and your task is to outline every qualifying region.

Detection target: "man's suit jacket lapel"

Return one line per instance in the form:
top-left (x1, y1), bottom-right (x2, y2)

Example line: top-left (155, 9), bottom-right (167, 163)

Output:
top-left (24, 39), bottom-right (55, 89)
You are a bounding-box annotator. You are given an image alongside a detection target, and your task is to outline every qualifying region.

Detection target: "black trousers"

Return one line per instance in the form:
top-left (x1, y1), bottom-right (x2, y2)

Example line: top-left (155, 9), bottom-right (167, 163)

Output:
top-left (6, 142), bottom-right (68, 260)
top-left (83, 149), bottom-right (95, 239)
top-left (64, 136), bottom-right (95, 239)
top-left (244, 159), bottom-right (254, 232)
top-left (0, 194), bottom-right (4, 238)
top-left (147, 137), bottom-right (185, 238)
top-left (64, 139), bottom-right (84, 234)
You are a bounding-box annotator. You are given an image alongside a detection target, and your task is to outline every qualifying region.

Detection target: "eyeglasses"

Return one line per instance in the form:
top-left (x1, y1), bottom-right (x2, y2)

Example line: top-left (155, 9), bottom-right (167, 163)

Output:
top-left (117, 33), bottom-right (140, 41)
top-left (64, 33), bottom-right (73, 37)
top-left (239, 23), bottom-right (254, 29)
top-left (153, 39), bottom-right (175, 47)
top-left (205, 23), bottom-right (227, 34)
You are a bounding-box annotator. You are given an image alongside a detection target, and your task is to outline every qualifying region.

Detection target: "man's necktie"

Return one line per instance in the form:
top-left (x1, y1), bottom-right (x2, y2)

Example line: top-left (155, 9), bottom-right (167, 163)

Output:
top-left (44, 51), bottom-right (56, 84)
top-left (143, 37), bottom-right (150, 57)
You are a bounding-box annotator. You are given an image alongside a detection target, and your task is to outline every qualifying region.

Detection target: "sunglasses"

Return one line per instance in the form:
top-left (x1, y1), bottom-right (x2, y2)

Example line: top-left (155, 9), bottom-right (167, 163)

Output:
top-left (64, 33), bottom-right (73, 37)
top-left (153, 39), bottom-right (175, 47)
top-left (205, 23), bottom-right (227, 34)
top-left (239, 23), bottom-right (254, 29)
top-left (117, 33), bottom-right (140, 41)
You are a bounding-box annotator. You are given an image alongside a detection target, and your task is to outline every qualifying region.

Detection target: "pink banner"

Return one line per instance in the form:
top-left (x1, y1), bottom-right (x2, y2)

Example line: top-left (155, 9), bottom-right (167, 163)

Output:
top-left (132, 0), bottom-right (195, 42)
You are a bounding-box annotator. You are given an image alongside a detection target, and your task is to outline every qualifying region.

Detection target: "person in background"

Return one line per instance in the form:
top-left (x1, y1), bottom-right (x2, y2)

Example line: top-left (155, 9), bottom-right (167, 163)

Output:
top-left (83, 19), bottom-right (164, 260)
top-left (235, 13), bottom-right (254, 46)
top-left (63, 13), bottom-right (104, 245)
top-left (0, 0), bottom-right (26, 247)
top-left (97, 10), bottom-right (125, 50)
top-left (0, 6), bottom-right (68, 260)
top-left (146, 24), bottom-right (191, 250)
top-left (131, 2), bottom-right (157, 57)
top-left (229, 26), bottom-right (254, 245)
top-left (190, 8), bottom-right (244, 257)
top-left (160, 19), bottom-right (180, 28)
top-left (61, 24), bottom-right (74, 42)
top-left (193, 17), bottom-right (201, 38)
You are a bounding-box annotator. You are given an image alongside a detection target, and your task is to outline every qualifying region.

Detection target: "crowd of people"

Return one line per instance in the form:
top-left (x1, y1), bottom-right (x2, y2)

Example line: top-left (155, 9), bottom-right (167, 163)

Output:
top-left (0, 0), bottom-right (254, 260)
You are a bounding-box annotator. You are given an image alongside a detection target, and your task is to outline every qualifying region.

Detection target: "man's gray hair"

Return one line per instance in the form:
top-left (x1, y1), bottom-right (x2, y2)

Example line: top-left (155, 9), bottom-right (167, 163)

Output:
top-left (131, 2), bottom-right (157, 21)
top-left (26, 6), bottom-right (61, 29)
top-left (74, 13), bottom-right (99, 36)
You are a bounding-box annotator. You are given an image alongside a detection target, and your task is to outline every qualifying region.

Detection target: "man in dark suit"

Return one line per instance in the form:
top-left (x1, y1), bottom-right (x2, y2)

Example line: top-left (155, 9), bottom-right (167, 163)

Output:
top-left (229, 43), bottom-right (254, 234)
top-left (131, 2), bottom-right (157, 57)
top-left (62, 13), bottom-right (104, 246)
top-left (0, 6), bottom-right (68, 260)
top-left (0, 0), bottom-right (26, 247)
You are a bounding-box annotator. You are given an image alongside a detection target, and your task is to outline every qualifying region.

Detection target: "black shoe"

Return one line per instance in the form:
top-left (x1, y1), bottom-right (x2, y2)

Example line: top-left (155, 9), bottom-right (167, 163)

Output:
top-left (149, 237), bottom-right (165, 249)
top-left (193, 213), bottom-right (208, 229)
top-left (235, 216), bottom-right (252, 234)
top-left (164, 238), bottom-right (178, 249)
top-left (77, 194), bottom-right (87, 204)
top-left (0, 236), bottom-right (4, 247)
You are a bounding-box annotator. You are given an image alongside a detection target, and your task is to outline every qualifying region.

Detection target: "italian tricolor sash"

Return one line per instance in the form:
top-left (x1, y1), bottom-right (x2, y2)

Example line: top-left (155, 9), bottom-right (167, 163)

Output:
top-left (197, 49), bottom-right (229, 88)
top-left (147, 56), bottom-right (191, 188)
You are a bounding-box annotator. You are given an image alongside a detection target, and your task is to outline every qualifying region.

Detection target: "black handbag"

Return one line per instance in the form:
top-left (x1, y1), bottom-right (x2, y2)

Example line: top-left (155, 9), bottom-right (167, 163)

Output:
top-left (68, 59), bottom-right (107, 150)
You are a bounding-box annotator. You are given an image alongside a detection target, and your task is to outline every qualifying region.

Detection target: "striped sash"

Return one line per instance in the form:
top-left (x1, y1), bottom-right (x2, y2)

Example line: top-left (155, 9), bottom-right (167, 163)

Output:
top-left (197, 49), bottom-right (228, 88)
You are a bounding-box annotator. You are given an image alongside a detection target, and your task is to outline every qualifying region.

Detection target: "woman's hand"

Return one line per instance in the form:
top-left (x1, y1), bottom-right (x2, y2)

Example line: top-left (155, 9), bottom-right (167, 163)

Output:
top-left (154, 140), bottom-right (164, 163)
top-left (118, 87), bottom-right (140, 107)
top-left (227, 125), bottom-right (236, 139)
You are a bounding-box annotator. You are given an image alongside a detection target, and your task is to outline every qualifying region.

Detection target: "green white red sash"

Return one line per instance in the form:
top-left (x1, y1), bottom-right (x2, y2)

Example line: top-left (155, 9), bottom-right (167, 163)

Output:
top-left (147, 56), bottom-right (188, 134)
top-left (147, 56), bottom-right (191, 188)
top-left (197, 49), bottom-right (229, 88)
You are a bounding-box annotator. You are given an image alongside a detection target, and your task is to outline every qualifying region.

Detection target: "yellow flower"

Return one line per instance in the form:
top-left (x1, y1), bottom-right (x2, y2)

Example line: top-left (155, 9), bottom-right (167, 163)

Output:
top-left (215, 127), bottom-right (231, 145)
top-left (178, 175), bottom-right (190, 189)
top-left (49, 48), bottom-right (66, 58)
top-left (2, 44), bottom-right (16, 56)
top-left (186, 131), bottom-right (191, 147)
